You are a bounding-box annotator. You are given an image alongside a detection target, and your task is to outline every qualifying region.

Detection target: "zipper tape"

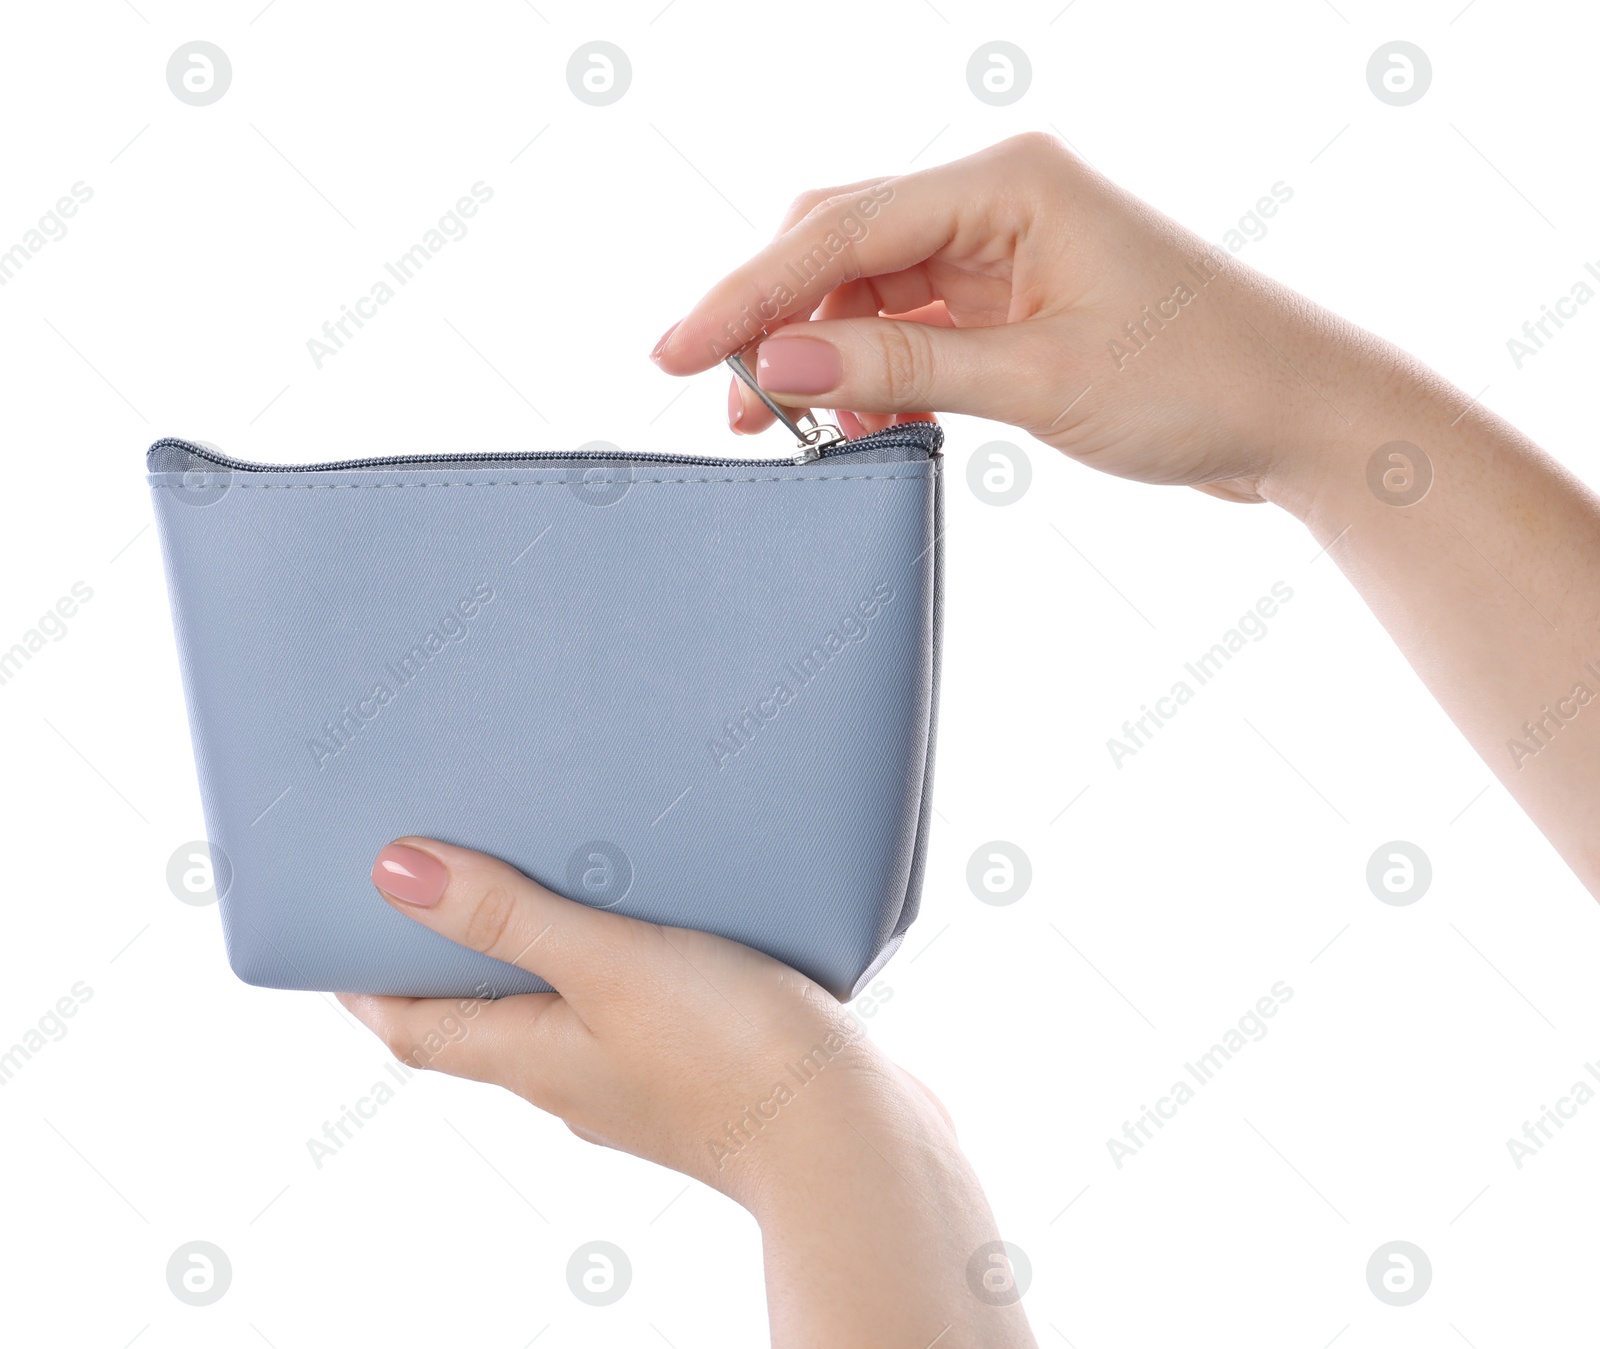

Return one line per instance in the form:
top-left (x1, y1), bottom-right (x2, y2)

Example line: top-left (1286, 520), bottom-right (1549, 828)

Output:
top-left (146, 420), bottom-right (942, 475)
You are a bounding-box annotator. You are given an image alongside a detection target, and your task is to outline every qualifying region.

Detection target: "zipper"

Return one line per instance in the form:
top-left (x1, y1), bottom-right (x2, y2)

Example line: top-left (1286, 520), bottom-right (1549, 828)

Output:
top-left (147, 419), bottom-right (941, 474)
top-left (150, 352), bottom-right (941, 471)
top-left (723, 351), bottom-right (844, 461)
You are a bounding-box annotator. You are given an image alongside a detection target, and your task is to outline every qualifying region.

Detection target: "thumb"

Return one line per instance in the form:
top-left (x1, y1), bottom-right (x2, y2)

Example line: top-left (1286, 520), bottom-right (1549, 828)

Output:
top-left (752, 317), bottom-right (1048, 424)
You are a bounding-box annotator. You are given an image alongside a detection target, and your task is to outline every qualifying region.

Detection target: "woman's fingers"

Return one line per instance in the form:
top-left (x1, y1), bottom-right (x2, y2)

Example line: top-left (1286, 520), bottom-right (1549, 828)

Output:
top-left (712, 164), bottom-right (992, 436)
top-left (337, 991), bottom-right (582, 1102)
top-left (816, 271), bottom-right (942, 327)
top-left (730, 276), bottom-right (898, 436)
top-left (653, 169), bottom-right (962, 376)
top-left (751, 315), bottom-right (1052, 425)
top-left (812, 283), bottom-right (952, 433)
top-left (725, 180), bottom-right (887, 435)
top-left (652, 134), bottom-right (1083, 379)
top-left (813, 281), bottom-right (906, 435)
top-left (368, 839), bottom-right (637, 1010)
top-left (768, 177), bottom-right (894, 244)
top-left (727, 311), bottom-right (816, 436)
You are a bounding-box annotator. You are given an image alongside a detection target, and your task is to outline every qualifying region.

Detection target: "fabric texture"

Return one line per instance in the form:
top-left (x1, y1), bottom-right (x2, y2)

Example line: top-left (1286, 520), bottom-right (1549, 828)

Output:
top-left (148, 433), bottom-right (944, 1001)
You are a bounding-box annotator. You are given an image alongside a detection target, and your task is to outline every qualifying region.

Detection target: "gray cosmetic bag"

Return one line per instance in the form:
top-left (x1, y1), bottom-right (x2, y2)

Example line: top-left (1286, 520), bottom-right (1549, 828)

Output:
top-left (147, 422), bottom-right (943, 1000)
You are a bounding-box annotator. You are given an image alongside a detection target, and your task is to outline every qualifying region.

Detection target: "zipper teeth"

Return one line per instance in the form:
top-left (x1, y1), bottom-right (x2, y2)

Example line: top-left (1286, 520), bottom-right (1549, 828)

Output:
top-left (148, 423), bottom-right (941, 473)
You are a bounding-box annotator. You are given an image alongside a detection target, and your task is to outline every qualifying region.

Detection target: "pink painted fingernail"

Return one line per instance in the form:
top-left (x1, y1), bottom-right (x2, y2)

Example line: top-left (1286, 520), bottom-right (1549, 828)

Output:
top-left (728, 378), bottom-right (745, 431)
top-left (756, 336), bottom-right (841, 396)
top-left (650, 320), bottom-right (681, 364)
top-left (372, 843), bottom-right (448, 907)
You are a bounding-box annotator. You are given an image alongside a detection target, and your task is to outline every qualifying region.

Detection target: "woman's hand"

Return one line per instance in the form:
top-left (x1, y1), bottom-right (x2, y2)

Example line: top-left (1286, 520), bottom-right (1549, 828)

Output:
top-left (340, 839), bottom-right (872, 1206)
top-left (655, 132), bottom-right (1600, 894)
top-left (340, 839), bottom-right (1038, 1349)
top-left (650, 130), bottom-right (1365, 505)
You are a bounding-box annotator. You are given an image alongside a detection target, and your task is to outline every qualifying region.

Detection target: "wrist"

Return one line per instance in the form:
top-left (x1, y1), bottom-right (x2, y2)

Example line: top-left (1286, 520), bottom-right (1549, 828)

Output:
top-left (722, 1053), bottom-right (964, 1224)
top-left (736, 1065), bottom-right (1033, 1349)
top-left (1253, 328), bottom-right (1457, 531)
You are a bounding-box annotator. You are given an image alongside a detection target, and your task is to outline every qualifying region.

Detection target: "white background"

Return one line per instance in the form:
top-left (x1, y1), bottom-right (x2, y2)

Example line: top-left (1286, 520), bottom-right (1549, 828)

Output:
top-left (1, 1), bottom-right (1597, 1344)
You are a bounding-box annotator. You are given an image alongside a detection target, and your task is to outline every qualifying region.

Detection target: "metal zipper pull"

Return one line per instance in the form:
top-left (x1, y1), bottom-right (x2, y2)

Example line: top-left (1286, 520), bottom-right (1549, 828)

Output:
top-left (725, 353), bottom-right (846, 463)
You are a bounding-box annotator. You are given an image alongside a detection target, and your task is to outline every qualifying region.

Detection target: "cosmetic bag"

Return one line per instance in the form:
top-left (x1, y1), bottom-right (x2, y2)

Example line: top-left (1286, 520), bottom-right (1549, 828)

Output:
top-left (147, 421), bottom-right (943, 1000)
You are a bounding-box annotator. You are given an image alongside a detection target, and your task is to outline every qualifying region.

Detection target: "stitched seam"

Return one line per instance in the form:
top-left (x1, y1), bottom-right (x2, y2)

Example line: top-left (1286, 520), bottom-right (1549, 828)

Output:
top-left (151, 472), bottom-right (932, 490)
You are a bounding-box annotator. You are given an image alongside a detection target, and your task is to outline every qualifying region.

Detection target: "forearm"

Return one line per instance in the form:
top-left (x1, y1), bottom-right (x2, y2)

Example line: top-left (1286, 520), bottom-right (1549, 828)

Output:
top-left (1261, 332), bottom-right (1600, 890)
top-left (743, 1074), bottom-right (1037, 1349)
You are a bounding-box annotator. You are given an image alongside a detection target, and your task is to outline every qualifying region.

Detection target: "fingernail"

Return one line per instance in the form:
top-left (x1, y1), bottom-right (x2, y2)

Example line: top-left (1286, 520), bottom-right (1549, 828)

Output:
top-left (838, 409), bottom-right (866, 439)
top-left (372, 843), bottom-right (448, 907)
top-left (650, 320), bottom-right (681, 364)
top-left (756, 336), bottom-right (841, 396)
top-left (728, 378), bottom-right (745, 431)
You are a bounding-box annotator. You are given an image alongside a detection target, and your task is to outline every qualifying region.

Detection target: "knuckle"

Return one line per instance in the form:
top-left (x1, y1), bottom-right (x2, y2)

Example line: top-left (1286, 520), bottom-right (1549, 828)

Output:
top-left (565, 1120), bottom-right (602, 1148)
top-left (1001, 128), bottom-right (1068, 162)
top-left (875, 321), bottom-right (934, 408)
top-left (380, 1024), bottom-right (428, 1069)
top-left (786, 188), bottom-right (880, 290)
top-left (462, 879), bottom-right (521, 960)
top-left (784, 186), bottom-right (837, 227)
